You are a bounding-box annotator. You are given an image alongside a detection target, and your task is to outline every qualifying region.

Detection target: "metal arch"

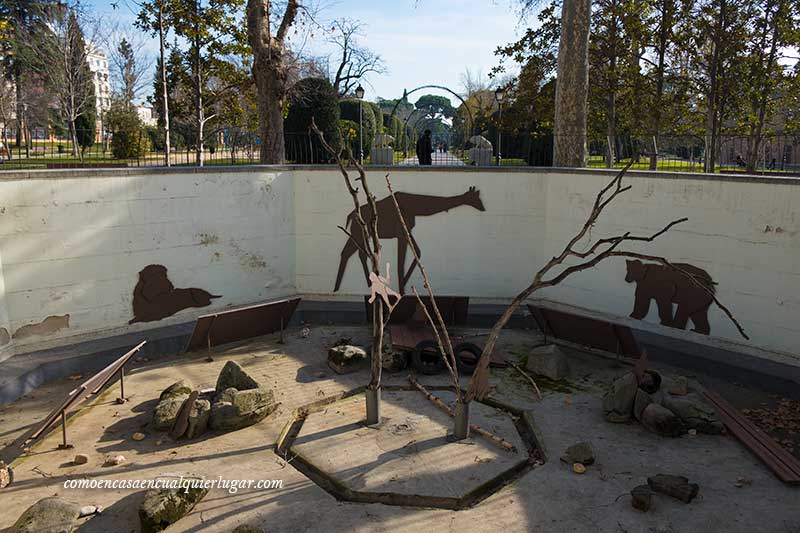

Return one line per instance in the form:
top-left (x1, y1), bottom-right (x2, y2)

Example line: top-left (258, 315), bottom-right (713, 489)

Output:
top-left (388, 85), bottom-right (475, 137)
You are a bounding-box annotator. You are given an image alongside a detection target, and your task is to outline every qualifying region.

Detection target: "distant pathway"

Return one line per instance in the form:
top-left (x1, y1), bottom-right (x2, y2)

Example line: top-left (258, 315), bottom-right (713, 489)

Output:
top-left (399, 151), bottom-right (466, 166)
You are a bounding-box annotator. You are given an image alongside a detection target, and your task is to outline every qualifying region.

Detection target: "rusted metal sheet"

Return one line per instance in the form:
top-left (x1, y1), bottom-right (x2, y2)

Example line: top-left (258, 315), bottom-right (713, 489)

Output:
top-left (27, 341), bottom-right (146, 446)
top-left (184, 297), bottom-right (301, 353)
top-left (366, 295), bottom-right (469, 326)
top-left (704, 390), bottom-right (800, 484)
top-left (527, 304), bottom-right (640, 357)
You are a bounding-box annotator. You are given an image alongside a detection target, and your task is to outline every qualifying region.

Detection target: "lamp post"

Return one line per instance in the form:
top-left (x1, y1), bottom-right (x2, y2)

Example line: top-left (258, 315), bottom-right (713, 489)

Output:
top-left (355, 84), bottom-right (365, 164)
top-left (495, 86), bottom-right (505, 166)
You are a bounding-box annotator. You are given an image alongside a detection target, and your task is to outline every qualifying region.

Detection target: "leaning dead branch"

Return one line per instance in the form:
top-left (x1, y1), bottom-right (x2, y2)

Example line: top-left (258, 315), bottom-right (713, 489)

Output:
top-left (509, 361), bottom-right (542, 400)
top-left (466, 162), bottom-right (748, 402)
top-left (408, 376), bottom-right (515, 452)
top-left (385, 176), bottom-right (463, 403)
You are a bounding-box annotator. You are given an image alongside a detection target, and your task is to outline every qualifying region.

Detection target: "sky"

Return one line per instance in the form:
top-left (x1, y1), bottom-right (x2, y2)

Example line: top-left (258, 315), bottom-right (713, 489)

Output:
top-left (85, 0), bottom-right (527, 104)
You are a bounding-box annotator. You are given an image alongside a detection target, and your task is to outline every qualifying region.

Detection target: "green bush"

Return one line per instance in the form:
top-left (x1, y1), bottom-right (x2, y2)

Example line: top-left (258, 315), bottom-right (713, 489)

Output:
top-left (285, 77), bottom-right (340, 163)
top-left (339, 99), bottom-right (376, 156)
top-left (106, 104), bottom-right (150, 159)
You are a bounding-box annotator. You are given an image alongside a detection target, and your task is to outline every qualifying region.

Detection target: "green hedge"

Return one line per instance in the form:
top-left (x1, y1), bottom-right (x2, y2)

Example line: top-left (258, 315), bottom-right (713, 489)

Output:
top-left (339, 99), bottom-right (376, 156)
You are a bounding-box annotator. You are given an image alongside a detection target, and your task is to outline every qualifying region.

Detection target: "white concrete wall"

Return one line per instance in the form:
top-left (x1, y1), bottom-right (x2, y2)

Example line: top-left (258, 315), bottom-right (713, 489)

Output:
top-left (0, 167), bottom-right (798, 367)
top-left (0, 170), bottom-right (295, 359)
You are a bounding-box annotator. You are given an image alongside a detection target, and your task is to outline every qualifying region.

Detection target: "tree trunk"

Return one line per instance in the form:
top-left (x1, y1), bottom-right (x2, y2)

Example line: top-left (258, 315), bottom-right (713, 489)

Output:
top-left (553, 0), bottom-right (591, 167)
top-left (650, 0), bottom-right (671, 170)
top-left (159, 7), bottom-right (171, 167)
top-left (254, 62), bottom-right (287, 164)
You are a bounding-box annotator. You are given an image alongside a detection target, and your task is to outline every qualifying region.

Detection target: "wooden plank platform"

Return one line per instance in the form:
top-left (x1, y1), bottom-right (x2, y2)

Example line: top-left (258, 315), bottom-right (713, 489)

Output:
top-left (704, 389), bottom-right (800, 485)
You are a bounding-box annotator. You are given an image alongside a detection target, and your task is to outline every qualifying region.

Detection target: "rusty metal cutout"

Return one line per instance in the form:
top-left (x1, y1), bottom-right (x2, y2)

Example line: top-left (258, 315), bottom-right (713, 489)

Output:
top-left (184, 297), bottom-right (301, 353)
top-left (334, 189), bottom-right (486, 295)
top-left (527, 304), bottom-right (640, 357)
top-left (366, 295), bottom-right (469, 326)
top-left (130, 265), bottom-right (221, 324)
top-left (26, 341), bottom-right (146, 448)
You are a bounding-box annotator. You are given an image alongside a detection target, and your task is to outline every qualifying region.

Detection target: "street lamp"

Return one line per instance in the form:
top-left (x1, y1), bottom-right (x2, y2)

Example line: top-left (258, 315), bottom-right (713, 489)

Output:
top-left (494, 86), bottom-right (505, 166)
top-left (355, 84), bottom-right (365, 164)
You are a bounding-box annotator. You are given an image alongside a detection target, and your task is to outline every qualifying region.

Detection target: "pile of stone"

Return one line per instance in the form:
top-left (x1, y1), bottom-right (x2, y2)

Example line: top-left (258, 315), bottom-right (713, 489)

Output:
top-left (152, 361), bottom-right (277, 439)
top-left (602, 370), bottom-right (724, 437)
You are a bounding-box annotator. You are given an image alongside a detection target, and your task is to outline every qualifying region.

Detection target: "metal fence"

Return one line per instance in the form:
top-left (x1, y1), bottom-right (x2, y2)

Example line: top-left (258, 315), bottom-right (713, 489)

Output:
top-left (1, 128), bottom-right (798, 176)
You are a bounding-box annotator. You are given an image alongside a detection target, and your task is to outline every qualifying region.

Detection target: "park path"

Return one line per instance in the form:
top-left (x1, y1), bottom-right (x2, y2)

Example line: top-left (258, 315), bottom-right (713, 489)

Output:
top-left (399, 151), bottom-right (465, 166)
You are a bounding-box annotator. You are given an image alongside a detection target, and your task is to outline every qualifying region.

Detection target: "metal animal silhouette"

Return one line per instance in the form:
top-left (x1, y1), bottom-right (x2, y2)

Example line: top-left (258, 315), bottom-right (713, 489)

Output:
top-left (130, 265), bottom-right (221, 324)
top-left (625, 260), bottom-right (716, 334)
top-left (333, 187), bottom-right (486, 294)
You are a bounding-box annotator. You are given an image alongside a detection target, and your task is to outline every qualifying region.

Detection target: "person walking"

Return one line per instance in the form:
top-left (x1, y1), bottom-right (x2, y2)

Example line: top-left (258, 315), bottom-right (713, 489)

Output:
top-left (416, 130), bottom-right (433, 166)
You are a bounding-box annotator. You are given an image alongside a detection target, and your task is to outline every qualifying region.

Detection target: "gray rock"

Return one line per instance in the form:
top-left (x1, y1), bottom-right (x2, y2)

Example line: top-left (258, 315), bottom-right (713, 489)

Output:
top-left (560, 441), bottom-right (594, 465)
top-left (0, 461), bottom-right (12, 488)
top-left (184, 399), bottom-right (211, 439)
top-left (525, 344), bottom-right (570, 381)
top-left (633, 388), bottom-right (654, 422)
top-left (153, 395), bottom-right (189, 431)
top-left (641, 403), bottom-right (684, 437)
top-left (327, 345), bottom-right (367, 374)
top-left (215, 361), bottom-right (259, 392)
top-left (630, 484), bottom-right (652, 512)
top-left (78, 506), bottom-right (98, 517)
top-left (72, 454), bottom-right (89, 465)
top-left (209, 388), bottom-right (277, 431)
top-left (159, 380), bottom-right (194, 401)
top-left (10, 497), bottom-right (81, 533)
top-left (667, 375), bottom-right (689, 396)
top-left (661, 394), bottom-right (724, 434)
top-left (139, 483), bottom-right (209, 533)
top-left (602, 372), bottom-right (638, 423)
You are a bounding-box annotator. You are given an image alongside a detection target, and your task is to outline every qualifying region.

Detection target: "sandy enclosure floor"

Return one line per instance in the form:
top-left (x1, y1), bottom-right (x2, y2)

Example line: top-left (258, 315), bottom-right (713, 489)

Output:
top-left (0, 325), bottom-right (798, 532)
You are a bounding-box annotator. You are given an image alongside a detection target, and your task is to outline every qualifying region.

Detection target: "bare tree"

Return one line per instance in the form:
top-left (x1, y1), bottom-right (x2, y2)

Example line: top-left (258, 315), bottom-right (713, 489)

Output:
top-left (327, 18), bottom-right (386, 97)
top-left (106, 27), bottom-right (153, 107)
top-left (0, 66), bottom-right (15, 160)
top-left (23, 3), bottom-right (101, 161)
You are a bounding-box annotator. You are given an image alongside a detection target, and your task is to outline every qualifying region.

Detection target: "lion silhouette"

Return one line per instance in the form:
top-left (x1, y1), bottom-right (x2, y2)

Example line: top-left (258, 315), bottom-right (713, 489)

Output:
top-left (624, 260), bottom-right (716, 334)
top-left (130, 264), bottom-right (221, 324)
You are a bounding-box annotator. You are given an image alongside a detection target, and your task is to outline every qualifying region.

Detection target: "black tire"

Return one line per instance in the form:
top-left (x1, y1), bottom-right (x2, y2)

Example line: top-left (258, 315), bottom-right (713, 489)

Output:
top-left (454, 342), bottom-right (481, 375)
top-left (411, 340), bottom-right (447, 375)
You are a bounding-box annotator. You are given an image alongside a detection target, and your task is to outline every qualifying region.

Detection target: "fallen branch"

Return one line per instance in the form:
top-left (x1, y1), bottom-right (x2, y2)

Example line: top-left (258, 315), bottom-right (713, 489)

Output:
top-left (509, 361), bottom-right (542, 400)
top-left (408, 376), bottom-right (516, 452)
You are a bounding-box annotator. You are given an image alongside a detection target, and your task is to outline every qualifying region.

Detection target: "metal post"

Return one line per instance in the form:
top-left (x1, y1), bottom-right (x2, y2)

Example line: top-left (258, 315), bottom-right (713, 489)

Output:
top-left (496, 103), bottom-right (502, 167)
top-left (58, 410), bottom-right (73, 449)
top-left (365, 387), bottom-right (381, 426)
top-left (359, 100), bottom-right (364, 164)
top-left (453, 401), bottom-right (470, 440)
top-left (279, 315), bottom-right (285, 344)
top-left (116, 366), bottom-right (127, 404)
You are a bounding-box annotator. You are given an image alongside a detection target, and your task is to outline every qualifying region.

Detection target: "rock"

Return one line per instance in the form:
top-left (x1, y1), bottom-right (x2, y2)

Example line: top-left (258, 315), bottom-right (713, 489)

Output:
top-left (525, 344), bottom-right (570, 381)
top-left (10, 497), bottom-right (81, 533)
top-left (734, 477), bottom-right (752, 488)
top-left (381, 350), bottom-right (407, 373)
top-left (78, 505), bottom-right (98, 517)
top-left (159, 380), bottom-right (194, 401)
top-left (209, 388), bottom-right (277, 432)
top-left (638, 370), bottom-right (662, 394)
top-left (561, 442), bottom-right (594, 466)
top-left (661, 394), bottom-right (724, 435)
top-left (132, 432), bottom-right (146, 441)
top-left (215, 361), bottom-right (260, 392)
top-left (105, 455), bottom-right (126, 466)
top-left (139, 483), bottom-right (209, 533)
top-left (647, 474), bottom-right (699, 503)
top-left (572, 462), bottom-right (586, 474)
top-left (667, 375), bottom-right (689, 396)
top-left (0, 461), bottom-right (12, 488)
top-left (630, 485), bottom-right (652, 511)
top-left (602, 372), bottom-right (638, 423)
top-left (184, 399), bottom-right (211, 439)
top-left (327, 345), bottom-right (367, 374)
top-left (153, 395), bottom-right (188, 431)
top-left (72, 454), bottom-right (89, 465)
top-left (633, 388), bottom-right (654, 422)
top-left (641, 403), bottom-right (684, 437)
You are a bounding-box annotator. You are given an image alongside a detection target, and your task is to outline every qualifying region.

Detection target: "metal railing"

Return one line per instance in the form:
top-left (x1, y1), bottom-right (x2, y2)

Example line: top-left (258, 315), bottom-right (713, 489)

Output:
top-left (1, 128), bottom-right (798, 176)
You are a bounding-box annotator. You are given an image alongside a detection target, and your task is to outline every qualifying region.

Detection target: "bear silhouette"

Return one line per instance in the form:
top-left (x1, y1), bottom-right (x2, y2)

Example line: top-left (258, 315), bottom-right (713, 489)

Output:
top-left (624, 260), bottom-right (716, 335)
top-left (130, 264), bottom-right (221, 324)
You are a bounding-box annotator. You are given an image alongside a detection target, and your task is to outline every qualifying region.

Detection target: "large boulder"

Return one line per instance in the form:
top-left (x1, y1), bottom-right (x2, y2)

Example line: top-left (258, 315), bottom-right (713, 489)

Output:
top-left (153, 381), bottom-right (193, 431)
top-left (661, 394), bottom-right (724, 435)
top-left (209, 387), bottom-right (277, 432)
top-left (641, 403), bottom-right (684, 437)
top-left (139, 483), bottom-right (209, 533)
top-left (215, 361), bottom-right (259, 392)
top-left (159, 380), bottom-right (193, 400)
top-left (602, 372), bottom-right (638, 423)
top-left (10, 497), bottom-right (81, 533)
top-left (328, 345), bottom-right (367, 374)
top-left (525, 344), bottom-right (570, 381)
top-left (184, 399), bottom-right (212, 439)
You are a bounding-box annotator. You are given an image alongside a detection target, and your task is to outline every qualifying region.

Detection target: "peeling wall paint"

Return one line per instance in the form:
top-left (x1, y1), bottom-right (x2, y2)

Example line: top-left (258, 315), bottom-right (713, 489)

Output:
top-left (12, 315), bottom-right (70, 340)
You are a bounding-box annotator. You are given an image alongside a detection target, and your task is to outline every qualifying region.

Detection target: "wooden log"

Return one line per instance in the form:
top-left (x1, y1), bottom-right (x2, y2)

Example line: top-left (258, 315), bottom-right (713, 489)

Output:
top-left (407, 376), bottom-right (517, 452)
top-left (170, 390), bottom-right (198, 440)
top-left (647, 474), bottom-right (699, 503)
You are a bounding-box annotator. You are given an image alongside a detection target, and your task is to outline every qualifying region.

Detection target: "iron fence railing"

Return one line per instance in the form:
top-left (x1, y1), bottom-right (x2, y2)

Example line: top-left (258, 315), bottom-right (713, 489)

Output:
top-left (1, 128), bottom-right (798, 176)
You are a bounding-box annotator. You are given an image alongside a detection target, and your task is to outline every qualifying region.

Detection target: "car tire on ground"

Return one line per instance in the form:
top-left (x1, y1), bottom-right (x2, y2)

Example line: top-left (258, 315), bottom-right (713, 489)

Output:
top-left (411, 340), bottom-right (447, 375)
top-left (454, 342), bottom-right (481, 375)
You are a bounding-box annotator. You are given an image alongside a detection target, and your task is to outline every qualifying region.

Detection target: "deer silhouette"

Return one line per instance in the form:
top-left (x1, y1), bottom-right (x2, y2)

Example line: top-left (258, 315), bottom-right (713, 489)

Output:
top-left (333, 187), bottom-right (486, 294)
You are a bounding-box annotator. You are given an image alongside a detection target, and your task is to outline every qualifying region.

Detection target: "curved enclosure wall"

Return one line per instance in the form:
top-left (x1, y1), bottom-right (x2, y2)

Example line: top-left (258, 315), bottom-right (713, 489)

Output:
top-left (0, 167), bottom-right (798, 369)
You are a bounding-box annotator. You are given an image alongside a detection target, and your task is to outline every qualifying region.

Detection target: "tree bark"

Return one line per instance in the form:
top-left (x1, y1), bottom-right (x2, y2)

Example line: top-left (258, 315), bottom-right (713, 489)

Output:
top-left (159, 6), bottom-right (171, 167)
top-left (553, 0), bottom-right (591, 167)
